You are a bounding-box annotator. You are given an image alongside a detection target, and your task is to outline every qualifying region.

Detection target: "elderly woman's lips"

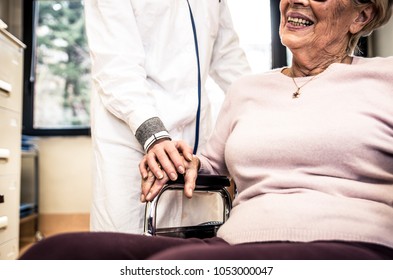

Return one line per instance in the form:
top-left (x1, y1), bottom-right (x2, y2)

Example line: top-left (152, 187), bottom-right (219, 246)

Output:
top-left (287, 16), bottom-right (314, 27)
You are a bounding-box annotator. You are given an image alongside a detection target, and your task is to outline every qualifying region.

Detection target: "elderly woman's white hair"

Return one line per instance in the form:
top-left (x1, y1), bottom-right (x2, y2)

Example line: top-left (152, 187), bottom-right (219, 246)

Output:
top-left (349, 0), bottom-right (393, 54)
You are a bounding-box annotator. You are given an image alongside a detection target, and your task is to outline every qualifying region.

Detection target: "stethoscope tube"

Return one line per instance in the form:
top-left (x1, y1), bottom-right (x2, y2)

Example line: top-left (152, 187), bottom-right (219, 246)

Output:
top-left (186, 0), bottom-right (201, 155)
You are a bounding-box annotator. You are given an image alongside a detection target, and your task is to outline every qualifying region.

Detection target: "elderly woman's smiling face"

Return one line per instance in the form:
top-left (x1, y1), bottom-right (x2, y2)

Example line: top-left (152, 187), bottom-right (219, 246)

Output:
top-left (279, 0), bottom-right (369, 58)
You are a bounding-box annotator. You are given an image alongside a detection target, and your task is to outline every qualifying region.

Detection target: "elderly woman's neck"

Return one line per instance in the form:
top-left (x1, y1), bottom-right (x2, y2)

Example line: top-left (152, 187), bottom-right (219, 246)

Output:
top-left (288, 52), bottom-right (352, 77)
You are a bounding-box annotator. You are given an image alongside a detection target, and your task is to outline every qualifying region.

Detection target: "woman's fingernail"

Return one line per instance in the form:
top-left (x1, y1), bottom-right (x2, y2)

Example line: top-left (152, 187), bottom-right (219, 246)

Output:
top-left (157, 171), bottom-right (164, 179)
top-left (140, 194), bottom-right (145, 202)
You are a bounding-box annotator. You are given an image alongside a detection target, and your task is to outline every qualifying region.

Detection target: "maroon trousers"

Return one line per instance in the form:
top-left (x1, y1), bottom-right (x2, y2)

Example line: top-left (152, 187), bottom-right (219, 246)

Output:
top-left (19, 232), bottom-right (393, 260)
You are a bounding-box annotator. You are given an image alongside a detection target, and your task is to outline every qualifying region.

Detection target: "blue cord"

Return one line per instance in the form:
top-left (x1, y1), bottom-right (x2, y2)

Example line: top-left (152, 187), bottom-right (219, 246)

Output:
top-left (186, 0), bottom-right (201, 155)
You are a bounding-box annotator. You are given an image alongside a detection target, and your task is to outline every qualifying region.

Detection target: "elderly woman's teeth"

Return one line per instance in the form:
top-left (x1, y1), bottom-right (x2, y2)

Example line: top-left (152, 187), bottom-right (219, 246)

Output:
top-left (288, 16), bottom-right (313, 26)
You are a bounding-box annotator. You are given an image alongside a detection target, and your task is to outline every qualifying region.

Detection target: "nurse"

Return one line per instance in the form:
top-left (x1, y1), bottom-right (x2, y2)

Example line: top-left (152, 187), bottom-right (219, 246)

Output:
top-left (84, 0), bottom-right (251, 234)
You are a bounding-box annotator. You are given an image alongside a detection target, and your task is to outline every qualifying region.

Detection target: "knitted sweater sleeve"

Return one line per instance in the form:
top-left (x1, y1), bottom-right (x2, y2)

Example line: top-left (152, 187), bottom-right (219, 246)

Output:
top-left (197, 78), bottom-right (241, 176)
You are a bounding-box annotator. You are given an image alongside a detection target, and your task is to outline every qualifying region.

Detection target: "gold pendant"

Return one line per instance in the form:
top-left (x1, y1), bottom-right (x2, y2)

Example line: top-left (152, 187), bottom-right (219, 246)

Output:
top-left (292, 90), bottom-right (300, 98)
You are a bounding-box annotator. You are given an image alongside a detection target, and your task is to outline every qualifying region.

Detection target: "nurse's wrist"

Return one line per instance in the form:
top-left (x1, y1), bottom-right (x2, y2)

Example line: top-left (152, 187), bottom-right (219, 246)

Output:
top-left (135, 117), bottom-right (171, 152)
top-left (143, 134), bottom-right (172, 153)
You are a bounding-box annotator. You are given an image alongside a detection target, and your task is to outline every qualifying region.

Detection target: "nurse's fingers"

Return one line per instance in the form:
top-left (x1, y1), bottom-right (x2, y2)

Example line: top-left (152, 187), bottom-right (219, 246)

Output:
top-left (144, 172), bottom-right (169, 202)
top-left (139, 151), bottom-right (164, 180)
top-left (174, 141), bottom-right (193, 162)
top-left (139, 156), bottom-right (150, 180)
top-left (148, 140), bottom-right (184, 181)
top-left (140, 170), bottom-right (156, 202)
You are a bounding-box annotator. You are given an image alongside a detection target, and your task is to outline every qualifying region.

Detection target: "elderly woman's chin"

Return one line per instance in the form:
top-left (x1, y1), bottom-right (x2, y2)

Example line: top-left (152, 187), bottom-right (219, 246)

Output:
top-left (280, 26), bottom-right (313, 47)
top-left (280, 33), bottom-right (309, 51)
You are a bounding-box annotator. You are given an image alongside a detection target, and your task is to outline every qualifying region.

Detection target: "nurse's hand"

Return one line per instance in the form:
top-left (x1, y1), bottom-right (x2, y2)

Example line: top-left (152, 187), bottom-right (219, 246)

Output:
top-left (140, 154), bottom-right (200, 202)
top-left (139, 140), bottom-right (193, 181)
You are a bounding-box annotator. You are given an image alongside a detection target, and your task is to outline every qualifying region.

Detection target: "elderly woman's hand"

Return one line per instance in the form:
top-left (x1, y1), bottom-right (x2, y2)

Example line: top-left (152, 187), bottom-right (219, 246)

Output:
top-left (140, 153), bottom-right (200, 202)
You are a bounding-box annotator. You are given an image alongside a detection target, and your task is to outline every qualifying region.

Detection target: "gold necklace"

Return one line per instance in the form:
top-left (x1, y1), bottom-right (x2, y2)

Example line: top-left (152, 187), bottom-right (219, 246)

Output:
top-left (289, 56), bottom-right (351, 99)
top-left (291, 75), bottom-right (318, 99)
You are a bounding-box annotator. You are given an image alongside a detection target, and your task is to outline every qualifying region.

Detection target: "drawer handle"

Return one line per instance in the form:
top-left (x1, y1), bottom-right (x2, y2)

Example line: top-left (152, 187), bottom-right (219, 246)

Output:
top-left (0, 79), bottom-right (12, 95)
top-left (0, 216), bottom-right (8, 230)
top-left (0, 148), bottom-right (11, 161)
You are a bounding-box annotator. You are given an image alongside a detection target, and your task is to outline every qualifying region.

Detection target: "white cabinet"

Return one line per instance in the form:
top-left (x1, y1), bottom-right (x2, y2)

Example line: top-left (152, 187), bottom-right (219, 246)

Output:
top-left (0, 27), bottom-right (25, 260)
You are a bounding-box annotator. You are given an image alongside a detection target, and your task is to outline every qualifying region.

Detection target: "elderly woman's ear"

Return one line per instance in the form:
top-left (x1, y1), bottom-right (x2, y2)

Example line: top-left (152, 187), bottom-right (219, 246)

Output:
top-left (350, 5), bottom-right (375, 34)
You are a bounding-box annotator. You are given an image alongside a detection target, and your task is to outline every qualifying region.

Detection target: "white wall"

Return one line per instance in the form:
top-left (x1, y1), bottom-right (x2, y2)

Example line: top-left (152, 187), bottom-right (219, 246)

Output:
top-left (37, 137), bottom-right (92, 214)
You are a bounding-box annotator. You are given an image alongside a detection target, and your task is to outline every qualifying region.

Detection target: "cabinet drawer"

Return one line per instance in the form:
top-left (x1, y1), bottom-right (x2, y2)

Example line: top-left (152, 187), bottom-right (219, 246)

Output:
top-left (0, 175), bottom-right (20, 248)
top-left (0, 33), bottom-right (23, 113)
top-left (0, 109), bottom-right (21, 176)
top-left (0, 238), bottom-right (19, 260)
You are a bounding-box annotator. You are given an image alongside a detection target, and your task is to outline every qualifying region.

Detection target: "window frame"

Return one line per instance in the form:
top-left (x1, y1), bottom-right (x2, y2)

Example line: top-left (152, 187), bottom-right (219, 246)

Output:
top-left (22, 0), bottom-right (91, 136)
top-left (21, 0), bottom-right (284, 136)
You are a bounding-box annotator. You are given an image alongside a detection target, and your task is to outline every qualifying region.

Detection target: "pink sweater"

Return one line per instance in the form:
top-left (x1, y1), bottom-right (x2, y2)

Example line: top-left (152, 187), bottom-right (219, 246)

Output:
top-left (199, 56), bottom-right (393, 248)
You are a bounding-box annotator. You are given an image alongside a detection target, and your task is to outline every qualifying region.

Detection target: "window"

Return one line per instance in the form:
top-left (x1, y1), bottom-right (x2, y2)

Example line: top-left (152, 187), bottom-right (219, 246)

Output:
top-left (23, 0), bottom-right (284, 136)
top-left (23, 0), bottom-right (91, 136)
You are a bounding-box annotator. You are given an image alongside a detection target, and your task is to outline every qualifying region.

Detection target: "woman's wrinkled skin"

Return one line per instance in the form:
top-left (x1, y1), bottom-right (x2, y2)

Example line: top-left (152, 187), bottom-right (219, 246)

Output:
top-left (280, 0), bottom-right (374, 77)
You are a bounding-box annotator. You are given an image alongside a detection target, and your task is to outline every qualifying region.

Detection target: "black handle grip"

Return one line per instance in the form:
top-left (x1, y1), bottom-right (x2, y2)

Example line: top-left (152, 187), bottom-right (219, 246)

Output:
top-left (167, 174), bottom-right (230, 188)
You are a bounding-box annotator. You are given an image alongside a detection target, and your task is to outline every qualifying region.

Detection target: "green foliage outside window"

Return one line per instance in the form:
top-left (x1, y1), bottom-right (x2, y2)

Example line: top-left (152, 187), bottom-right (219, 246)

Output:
top-left (34, 0), bottom-right (90, 129)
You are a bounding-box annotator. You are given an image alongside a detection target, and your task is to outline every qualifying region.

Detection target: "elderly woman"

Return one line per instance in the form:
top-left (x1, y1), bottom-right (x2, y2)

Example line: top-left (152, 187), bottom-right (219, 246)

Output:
top-left (21, 0), bottom-right (393, 260)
